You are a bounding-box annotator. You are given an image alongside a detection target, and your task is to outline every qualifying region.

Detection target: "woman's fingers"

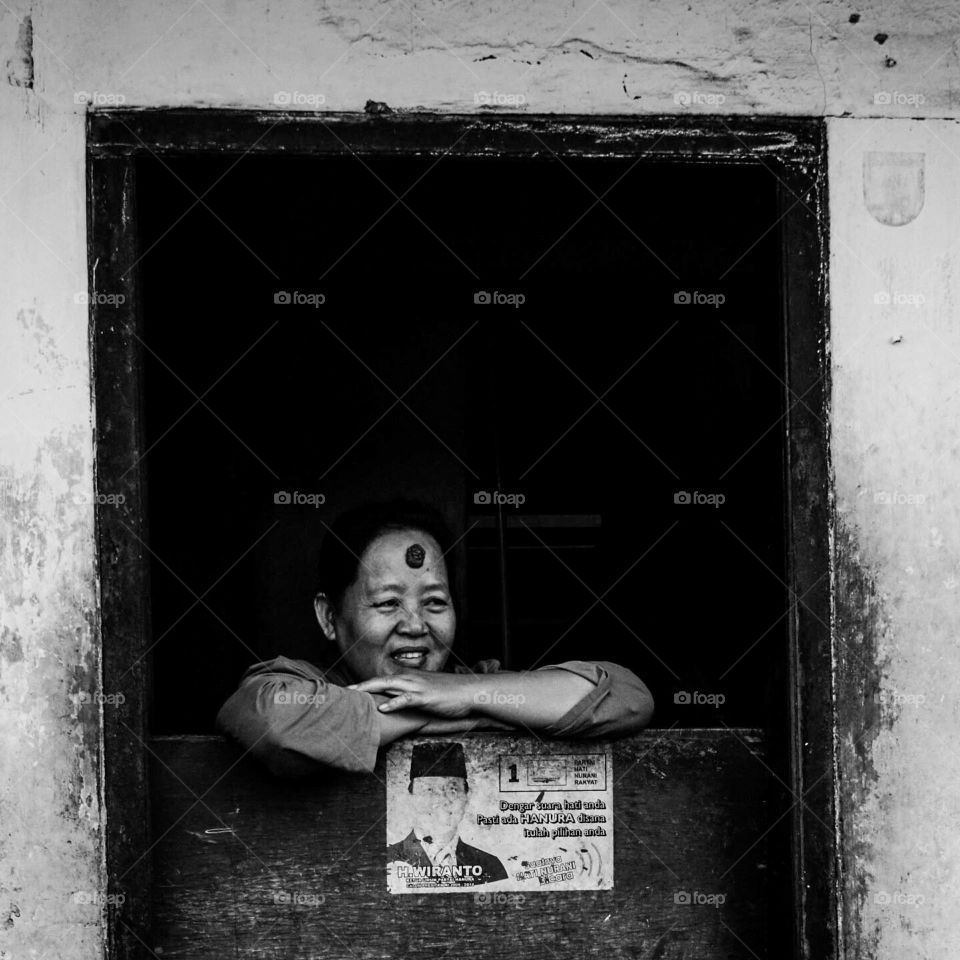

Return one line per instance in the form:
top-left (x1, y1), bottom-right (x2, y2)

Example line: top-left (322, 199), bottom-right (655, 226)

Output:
top-left (378, 691), bottom-right (417, 712)
top-left (347, 676), bottom-right (425, 712)
top-left (348, 676), bottom-right (413, 694)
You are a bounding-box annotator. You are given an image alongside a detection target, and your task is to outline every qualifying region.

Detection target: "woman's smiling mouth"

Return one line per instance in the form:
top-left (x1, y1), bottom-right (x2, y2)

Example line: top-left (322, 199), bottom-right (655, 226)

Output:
top-left (391, 647), bottom-right (430, 668)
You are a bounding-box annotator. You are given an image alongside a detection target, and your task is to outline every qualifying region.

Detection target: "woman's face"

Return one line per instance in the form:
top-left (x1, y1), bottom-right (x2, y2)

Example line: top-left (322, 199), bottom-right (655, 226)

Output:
top-left (321, 529), bottom-right (456, 681)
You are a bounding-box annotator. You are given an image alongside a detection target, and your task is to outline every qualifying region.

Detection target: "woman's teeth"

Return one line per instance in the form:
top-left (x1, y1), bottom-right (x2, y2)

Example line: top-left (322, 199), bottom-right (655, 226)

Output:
top-left (393, 651), bottom-right (427, 666)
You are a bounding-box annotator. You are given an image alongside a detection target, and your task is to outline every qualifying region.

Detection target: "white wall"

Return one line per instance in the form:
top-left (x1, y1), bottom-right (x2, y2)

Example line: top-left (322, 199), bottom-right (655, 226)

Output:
top-left (1, 1), bottom-right (959, 956)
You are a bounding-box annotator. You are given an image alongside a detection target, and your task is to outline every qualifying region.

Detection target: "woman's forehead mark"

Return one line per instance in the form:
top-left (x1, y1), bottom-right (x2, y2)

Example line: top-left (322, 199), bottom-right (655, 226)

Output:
top-left (405, 542), bottom-right (426, 568)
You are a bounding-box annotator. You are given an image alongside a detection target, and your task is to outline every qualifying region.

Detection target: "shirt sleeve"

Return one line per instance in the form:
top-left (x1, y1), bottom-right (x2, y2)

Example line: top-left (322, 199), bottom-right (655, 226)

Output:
top-left (215, 659), bottom-right (381, 777)
top-left (534, 660), bottom-right (655, 739)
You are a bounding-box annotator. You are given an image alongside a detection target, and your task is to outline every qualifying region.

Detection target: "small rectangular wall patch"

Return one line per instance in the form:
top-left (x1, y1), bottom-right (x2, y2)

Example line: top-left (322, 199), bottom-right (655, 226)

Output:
top-left (386, 736), bottom-right (614, 894)
top-left (863, 150), bottom-right (925, 225)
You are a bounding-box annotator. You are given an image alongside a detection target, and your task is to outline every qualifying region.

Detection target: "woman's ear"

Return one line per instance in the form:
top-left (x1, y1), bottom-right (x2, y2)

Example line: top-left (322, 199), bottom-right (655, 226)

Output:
top-left (314, 592), bottom-right (337, 642)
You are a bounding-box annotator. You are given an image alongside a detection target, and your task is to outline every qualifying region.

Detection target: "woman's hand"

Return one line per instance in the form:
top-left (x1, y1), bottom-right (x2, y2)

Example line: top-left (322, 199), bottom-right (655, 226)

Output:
top-left (348, 671), bottom-right (483, 718)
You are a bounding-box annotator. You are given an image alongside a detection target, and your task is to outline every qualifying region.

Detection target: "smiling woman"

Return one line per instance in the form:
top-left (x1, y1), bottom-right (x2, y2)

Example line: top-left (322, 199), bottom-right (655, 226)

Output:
top-left (215, 499), bottom-right (656, 777)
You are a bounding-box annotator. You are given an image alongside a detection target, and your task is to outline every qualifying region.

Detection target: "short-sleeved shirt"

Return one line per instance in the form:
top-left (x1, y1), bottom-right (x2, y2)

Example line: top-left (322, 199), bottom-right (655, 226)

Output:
top-left (215, 655), bottom-right (653, 777)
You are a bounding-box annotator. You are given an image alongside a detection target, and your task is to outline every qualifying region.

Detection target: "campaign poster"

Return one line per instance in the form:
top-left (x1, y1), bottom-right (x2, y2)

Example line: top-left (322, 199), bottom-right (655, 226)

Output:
top-left (386, 736), bottom-right (613, 894)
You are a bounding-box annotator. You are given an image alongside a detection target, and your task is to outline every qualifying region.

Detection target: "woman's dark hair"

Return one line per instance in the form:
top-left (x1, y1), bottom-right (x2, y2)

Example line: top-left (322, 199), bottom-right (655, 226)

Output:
top-left (316, 499), bottom-right (457, 612)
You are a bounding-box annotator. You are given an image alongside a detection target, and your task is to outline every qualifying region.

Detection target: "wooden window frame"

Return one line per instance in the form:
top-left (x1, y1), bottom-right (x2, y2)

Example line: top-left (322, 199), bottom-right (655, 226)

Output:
top-left (87, 110), bottom-right (835, 959)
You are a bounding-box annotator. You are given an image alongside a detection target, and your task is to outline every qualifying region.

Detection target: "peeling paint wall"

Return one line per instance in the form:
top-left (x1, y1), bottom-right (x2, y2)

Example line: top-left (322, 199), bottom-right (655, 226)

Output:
top-left (1, 1), bottom-right (959, 958)
top-left (0, 103), bottom-right (101, 956)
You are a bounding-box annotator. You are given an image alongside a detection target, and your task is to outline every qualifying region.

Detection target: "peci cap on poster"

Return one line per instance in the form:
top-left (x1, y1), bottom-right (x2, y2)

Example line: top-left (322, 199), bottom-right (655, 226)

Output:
top-left (408, 741), bottom-right (468, 791)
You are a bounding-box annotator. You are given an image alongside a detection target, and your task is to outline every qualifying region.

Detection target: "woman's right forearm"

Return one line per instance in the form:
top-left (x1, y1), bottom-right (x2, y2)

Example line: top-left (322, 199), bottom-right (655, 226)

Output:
top-left (418, 715), bottom-right (516, 735)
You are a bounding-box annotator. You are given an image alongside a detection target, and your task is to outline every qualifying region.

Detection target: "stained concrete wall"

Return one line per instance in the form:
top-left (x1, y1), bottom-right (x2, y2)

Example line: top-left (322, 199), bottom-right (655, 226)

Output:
top-left (1, 1), bottom-right (959, 957)
top-left (830, 119), bottom-right (960, 959)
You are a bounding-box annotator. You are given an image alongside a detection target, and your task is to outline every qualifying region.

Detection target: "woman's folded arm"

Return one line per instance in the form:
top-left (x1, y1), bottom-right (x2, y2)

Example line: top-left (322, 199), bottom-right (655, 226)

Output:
top-left (217, 657), bottom-right (655, 778)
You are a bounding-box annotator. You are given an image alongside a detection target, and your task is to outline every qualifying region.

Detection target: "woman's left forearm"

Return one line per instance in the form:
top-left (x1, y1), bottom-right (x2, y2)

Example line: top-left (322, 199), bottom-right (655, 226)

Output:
top-left (465, 670), bottom-right (594, 729)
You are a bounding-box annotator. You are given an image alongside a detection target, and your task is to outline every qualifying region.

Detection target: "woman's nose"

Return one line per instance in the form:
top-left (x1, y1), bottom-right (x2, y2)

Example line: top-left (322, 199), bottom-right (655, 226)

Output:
top-left (397, 605), bottom-right (427, 634)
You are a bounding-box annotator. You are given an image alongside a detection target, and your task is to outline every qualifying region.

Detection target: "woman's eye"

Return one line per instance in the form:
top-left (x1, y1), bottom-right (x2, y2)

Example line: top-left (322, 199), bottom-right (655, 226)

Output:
top-left (375, 599), bottom-right (400, 609)
top-left (426, 598), bottom-right (448, 608)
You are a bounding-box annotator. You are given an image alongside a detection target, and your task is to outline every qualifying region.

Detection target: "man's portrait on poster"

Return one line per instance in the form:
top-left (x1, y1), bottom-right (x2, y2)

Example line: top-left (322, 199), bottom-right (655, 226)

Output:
top-left (386, 740), bottom-right (508, 887)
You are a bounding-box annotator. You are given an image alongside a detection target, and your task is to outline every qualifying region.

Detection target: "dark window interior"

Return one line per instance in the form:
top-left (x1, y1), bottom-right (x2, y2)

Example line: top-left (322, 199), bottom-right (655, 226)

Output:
top-left (136, 154), bottom-right (786, 735)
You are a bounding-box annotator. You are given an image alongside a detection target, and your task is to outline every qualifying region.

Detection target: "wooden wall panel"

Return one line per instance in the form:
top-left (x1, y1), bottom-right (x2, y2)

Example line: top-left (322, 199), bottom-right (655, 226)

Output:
top-left (149, 729), bottom-right (771, 959)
